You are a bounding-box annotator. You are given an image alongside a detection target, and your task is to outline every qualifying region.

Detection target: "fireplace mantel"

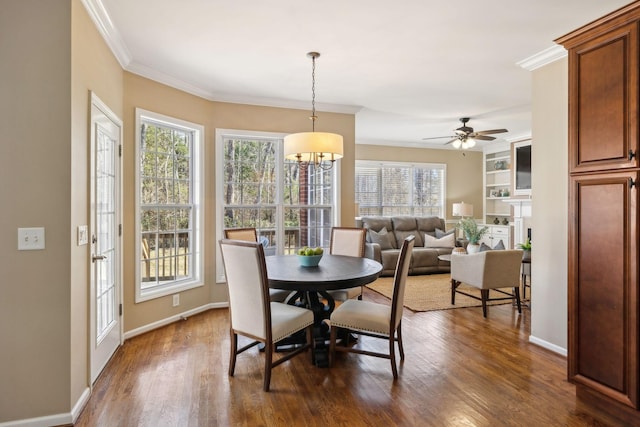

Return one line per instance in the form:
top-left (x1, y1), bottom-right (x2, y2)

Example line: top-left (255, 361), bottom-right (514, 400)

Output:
top-left (502, 198), bottom-right (531, 246)
top-left (501, 198), bottom-right (532, 218)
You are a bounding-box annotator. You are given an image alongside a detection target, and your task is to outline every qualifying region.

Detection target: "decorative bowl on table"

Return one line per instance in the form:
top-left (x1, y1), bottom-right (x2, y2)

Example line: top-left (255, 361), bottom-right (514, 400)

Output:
top-left (298, 254), bottom-right (323, 267)
top-left (297, 247), bottom-right (324, 267)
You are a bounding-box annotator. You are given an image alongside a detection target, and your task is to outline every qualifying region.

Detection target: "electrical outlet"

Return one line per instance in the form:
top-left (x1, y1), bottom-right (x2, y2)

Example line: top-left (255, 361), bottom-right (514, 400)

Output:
top-left (18, 227), bottom-right (45, 250)
top-left (172, 294), bottom-right (179, 307)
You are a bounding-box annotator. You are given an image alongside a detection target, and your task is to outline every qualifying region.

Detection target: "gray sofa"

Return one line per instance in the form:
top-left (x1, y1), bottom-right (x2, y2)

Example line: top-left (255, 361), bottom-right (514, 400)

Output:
top-left (361, 216), bottom-right (456, 277)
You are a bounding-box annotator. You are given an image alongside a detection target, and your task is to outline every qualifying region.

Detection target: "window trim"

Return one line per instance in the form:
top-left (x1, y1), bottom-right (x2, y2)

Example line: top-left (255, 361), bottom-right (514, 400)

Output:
top-left (215, 128), bottom-right (341, 283)
top-left (134, 109), bottom-right (205, 303)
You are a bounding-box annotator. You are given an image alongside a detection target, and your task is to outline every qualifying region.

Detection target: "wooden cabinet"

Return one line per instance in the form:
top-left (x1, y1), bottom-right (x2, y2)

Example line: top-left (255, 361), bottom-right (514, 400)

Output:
top-left (566, 21), bottom-right (639, 173)
top-left (568, 172), bottom-right (638, 408)
top-left (558, 3), bottom-right (640, 423)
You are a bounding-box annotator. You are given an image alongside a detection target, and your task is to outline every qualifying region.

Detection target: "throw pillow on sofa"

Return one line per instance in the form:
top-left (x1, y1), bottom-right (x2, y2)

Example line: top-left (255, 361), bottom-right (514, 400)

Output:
top-left (479, 239), bottom-right (506, 251)
top-left (435, 227), bottom-right (455, 238)
top-left (369, 227), bottom-right (395, 250)
top-left (424, 233), bottom-right (455, 248)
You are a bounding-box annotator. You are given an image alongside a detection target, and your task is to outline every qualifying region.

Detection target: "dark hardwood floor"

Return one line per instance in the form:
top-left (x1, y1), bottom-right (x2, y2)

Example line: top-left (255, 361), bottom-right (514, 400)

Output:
top-left (75, 288), bottom-right (625, 426)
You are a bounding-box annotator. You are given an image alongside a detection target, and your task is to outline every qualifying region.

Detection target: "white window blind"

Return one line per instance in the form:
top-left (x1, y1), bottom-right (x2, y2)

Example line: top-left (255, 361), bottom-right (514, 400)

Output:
top-left (355, 161), bottom-right (445, 217)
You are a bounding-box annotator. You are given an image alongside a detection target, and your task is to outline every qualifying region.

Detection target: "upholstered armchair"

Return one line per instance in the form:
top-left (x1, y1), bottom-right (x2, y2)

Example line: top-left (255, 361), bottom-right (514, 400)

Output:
top-left (450, 250), bottom-right (523, 317)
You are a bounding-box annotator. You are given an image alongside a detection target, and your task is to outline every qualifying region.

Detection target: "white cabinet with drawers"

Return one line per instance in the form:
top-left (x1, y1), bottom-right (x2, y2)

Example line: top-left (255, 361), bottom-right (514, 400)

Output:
top-left (479, 225), bottom-right (512, 249)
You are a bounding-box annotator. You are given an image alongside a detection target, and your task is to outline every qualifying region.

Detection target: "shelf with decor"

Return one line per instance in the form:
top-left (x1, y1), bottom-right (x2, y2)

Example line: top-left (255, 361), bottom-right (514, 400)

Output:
top-left (483, 143), bottom-right (512, 228)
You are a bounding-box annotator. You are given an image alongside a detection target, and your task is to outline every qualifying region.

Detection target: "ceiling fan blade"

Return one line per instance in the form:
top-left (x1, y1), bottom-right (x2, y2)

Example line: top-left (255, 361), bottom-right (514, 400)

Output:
top-left (475, 128), bottom-right (508, 135)
top-left (444, 138), bottom-right (459, 145)
top-left (473, 135), bottom-right (496, 141)
top-left (422, 135), bottom-right (455, 141)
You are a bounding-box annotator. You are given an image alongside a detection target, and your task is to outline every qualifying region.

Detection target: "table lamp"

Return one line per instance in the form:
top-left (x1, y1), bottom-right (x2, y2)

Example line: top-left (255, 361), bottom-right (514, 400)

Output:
top-left (452, 202), bottom-right (473, 218)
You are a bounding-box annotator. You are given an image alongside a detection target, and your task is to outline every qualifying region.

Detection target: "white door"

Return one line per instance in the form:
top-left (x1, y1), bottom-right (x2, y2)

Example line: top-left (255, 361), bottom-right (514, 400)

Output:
top-left (90, 93), bottom-right (123, 383)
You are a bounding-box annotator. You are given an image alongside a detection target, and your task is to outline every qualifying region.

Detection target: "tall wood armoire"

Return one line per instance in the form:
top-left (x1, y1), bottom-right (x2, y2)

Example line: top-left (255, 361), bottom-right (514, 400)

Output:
top-left (557, 2), bottom-right (640, 424)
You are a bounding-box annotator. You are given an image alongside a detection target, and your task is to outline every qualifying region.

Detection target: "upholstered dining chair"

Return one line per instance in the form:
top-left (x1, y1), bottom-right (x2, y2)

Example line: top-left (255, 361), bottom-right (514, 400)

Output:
top-left (327, 227), bottom-right (367, 301)
top-left (449, 249), bottom-right (523, 318)
top-left (223, 227), bottom-right (290, 303)
top-left (219, 239), bottom-right (314, 391)
top-left (328, 235), bottom-right (415, 379)
top-left (224, 227), bottom-right (258, 242)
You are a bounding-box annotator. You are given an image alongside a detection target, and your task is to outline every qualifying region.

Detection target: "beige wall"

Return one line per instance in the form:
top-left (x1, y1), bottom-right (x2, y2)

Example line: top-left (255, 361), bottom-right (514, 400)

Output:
top-left (122, 73), bottom-right (356, 331)
top-left (355, 144), bottom-right (484, 223)
top-left (0, 1), bottom-right (123, 422)
top-left (530, 58), bottom-right (568, 353)
top-left (0, 0), bottom-right (73, 421)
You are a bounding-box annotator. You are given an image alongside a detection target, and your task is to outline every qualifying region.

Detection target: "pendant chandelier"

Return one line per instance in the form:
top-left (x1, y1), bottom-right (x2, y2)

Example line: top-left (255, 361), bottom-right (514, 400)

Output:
top-left (284, 52), bottom-right (343, 170)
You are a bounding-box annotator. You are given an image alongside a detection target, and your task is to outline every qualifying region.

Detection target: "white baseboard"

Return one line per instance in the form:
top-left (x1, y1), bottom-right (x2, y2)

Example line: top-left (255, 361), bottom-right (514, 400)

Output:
top-left (71, 387), bottom-right (91, 424)
top-left (0, 388), bottom-right (87, 427)
top-left (529, 335), bottom-right (567, 356)
top-left (123, 302), bottom-right (228, 340)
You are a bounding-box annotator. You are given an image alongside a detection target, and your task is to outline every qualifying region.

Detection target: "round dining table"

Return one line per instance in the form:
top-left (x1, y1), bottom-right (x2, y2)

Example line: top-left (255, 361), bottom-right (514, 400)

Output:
top-left (265, 254), bottom-right (383, 367)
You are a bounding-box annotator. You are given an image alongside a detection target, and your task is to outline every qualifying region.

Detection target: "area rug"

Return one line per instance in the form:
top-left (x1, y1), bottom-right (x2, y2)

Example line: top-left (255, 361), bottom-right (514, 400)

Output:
top-left (366, 274), bottom-right (512, 312)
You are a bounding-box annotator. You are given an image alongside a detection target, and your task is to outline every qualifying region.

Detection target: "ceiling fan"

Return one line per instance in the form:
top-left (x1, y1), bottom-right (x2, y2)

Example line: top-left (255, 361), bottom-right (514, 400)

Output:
top-left (422, 117), bottom-right (508, 149)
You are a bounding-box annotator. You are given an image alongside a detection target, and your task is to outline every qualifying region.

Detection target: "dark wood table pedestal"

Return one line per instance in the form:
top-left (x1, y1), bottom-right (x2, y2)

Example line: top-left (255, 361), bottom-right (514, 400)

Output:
top-left (265, 254), bottom-right (382, 367)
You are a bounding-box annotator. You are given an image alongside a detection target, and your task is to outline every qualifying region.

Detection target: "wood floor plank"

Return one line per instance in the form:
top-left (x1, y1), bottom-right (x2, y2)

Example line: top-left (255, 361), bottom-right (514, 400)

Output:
top-left (75, 288), bottom-right (625, 426)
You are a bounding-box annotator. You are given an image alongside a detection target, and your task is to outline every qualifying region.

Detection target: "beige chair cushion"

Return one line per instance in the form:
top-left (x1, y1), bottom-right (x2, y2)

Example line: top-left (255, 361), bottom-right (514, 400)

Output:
top-left (331, 299), bottom-right (391, 335)
top-left (270, 302), bottom-right (314, 343)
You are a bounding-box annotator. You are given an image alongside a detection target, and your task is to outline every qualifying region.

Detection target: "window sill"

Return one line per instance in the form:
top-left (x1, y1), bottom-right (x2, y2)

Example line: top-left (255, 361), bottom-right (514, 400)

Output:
top-left (135, 279), bottom-right (203, 303)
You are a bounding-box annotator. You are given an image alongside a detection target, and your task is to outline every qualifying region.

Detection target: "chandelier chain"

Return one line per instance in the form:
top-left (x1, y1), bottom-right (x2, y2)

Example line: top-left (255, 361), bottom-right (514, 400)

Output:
top-left (310, 53), bottom-right (317, 131)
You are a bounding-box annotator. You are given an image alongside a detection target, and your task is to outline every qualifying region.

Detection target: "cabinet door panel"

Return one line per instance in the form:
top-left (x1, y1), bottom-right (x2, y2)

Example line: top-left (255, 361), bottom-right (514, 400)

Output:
top-left (568, 23), bottom-right (638, 173)
top-left (568, 172), bottom-right (638, 408)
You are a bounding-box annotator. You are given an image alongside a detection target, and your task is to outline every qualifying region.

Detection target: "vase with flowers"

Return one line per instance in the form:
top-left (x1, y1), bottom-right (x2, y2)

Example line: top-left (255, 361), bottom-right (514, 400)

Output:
top-left (456, 218), bottom-right (488, 253)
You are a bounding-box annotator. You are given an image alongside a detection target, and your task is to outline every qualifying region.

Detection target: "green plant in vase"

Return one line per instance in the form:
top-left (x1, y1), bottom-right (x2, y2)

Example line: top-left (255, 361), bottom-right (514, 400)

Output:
top-left (517, 238), bottom-right (532, 260)
top-left (456, 218), bottom-right (488, 253)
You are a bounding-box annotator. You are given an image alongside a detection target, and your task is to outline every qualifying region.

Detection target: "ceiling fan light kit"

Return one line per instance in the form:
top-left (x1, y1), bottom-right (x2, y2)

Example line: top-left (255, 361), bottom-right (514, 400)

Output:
top-left (423, 117), bottom-right (507, 150)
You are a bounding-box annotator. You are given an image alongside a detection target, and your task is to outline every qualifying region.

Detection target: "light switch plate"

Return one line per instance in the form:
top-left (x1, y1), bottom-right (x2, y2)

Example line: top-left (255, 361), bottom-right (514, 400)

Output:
top-left (78, 225), bottom-right (88, 246)
top-left (18, 227), bottom-right (45, 250)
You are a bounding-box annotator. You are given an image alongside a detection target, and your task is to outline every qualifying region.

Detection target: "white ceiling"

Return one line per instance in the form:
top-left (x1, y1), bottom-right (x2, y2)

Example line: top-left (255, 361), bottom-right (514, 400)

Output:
top-left (90, 0), bottom-right (631, 150)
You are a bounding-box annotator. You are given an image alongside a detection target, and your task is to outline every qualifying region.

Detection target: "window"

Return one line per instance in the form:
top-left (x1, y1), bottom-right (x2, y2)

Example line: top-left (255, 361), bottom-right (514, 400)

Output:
top-left (135, 109), bottom-right (204, 302)
top-left (216, 129), bottom-right (337, 282)
top-left (355, 161), bottom-right (445, 217)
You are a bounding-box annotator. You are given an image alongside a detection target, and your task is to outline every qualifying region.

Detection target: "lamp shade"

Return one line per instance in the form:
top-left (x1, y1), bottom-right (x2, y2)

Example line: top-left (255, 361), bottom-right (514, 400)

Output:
top-left (284, 131), bottom-right (344, 162)
top-left (452, 202), bottom-right (473, 217)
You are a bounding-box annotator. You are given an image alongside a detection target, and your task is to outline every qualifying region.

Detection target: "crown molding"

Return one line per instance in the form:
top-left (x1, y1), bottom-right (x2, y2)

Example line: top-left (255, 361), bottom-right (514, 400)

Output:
top-left (205, 92), bottom-right (362, 114)
top-left (517, 44), bottom-right (567, 71)
top-left (81, 0), bottom-right (131, 68)
top-left (82, 0), bottom-right (360, 115)
top-left (127, 61), bottom-right (362, 113)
